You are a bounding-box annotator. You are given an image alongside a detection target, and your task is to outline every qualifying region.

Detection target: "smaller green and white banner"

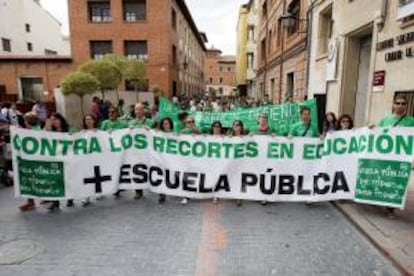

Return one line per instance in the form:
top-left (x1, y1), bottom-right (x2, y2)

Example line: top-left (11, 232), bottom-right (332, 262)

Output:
top-left (11, 126), bottom-right (414, 208)
top-left (158, 97), bottom-right (319, 135)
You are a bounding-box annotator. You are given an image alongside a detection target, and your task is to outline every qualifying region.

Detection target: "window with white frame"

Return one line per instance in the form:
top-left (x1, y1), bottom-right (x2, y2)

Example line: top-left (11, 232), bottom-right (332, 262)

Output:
top-left (398, 0), bottom-right (414, 23)
top-left (88, 1), bottom-right (111, 22)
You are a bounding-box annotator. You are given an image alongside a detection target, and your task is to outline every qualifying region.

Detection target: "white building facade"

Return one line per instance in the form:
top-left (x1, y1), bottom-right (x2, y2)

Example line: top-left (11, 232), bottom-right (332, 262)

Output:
top-left (0, 0), bottom-right (70, 56)
top-left (308, 0), bottom-right (414, 127)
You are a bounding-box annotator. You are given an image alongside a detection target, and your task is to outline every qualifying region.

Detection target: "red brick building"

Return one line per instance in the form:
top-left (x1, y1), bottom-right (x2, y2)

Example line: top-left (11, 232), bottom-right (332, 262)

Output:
top-left (204, 48), bottom-right (236, 96)
top-left (0, 56), bottom-right (72, 102)
top-left (68, 0), bottom-right (207, 96)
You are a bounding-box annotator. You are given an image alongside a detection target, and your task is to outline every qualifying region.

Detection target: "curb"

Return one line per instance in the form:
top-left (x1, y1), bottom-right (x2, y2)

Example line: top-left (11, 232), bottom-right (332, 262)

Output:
top-left (332, 202), bottom-right (413, 276)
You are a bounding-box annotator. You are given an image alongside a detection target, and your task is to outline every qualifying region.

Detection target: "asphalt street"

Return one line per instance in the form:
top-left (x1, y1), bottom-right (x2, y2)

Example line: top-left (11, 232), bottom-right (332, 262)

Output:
top-left (0, 187), bottom-right (400, 276)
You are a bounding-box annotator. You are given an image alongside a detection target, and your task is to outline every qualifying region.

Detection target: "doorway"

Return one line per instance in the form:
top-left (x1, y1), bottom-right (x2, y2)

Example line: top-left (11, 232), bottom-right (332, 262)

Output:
top-left (353, 36), bottom-right (372, 126)
top-left (341, 26), bottom-right (373, 127)
top-left (20, 77), bottom-right (44, 101)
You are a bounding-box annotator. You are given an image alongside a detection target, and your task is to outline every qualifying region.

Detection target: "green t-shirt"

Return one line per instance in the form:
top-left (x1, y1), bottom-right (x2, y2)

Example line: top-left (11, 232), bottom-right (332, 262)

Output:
top-left (100, 119), bottom-right (128, 131)
top-left (378, 114), bottom-right (414, 127)
top-left (174, 122), bottom-right (186, 134)
top-left (128, 117), bottom-right (155, 129)
top-left (289, 122), bottom-right (319, 137)
top-left (181, 128), bottom-right (199, 134)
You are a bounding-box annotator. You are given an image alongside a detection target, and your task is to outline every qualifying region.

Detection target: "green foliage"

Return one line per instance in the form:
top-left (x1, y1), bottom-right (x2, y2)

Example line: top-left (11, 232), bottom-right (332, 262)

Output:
top-left (102, 54), bottom-right (128, 76)
top-left (125, 59), bottom-right (147, 91)
top-left (61, 71), bottom-right (99, 97)
top-left (79, 60), bottom-right (122, 90)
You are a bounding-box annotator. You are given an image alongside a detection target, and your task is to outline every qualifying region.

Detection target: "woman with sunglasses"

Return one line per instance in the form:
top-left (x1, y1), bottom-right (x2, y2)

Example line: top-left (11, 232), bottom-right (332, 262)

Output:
top-left (180, 116), bottom-right (201, 135)
top-left (336, 114), bottom-right (354, 131)
top-left (232, 120), bottom-right (245, 207)
top-left (210, 121), bottom-right (223, 204)
top-left (180, 116), bottom-right (200, 204)
top-left (157, 117), bottom-right (174, 204)
top-left (376, 95), bottom-right (414, 219)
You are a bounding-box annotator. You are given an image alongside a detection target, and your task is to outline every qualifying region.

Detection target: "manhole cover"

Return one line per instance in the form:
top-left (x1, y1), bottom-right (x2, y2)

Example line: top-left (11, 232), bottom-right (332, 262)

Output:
top-left (0, 240), bottom-right (43, 265)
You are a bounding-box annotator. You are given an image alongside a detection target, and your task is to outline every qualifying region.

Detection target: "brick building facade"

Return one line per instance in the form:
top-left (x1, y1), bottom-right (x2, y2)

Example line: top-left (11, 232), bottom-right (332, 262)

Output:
top-left (68, 0), bottom-right (207, 97)
top-left (204, 48), bottom-right (236, 96)
top-left (0, 56), bottom-right (72, 102)
top-left (256, 0), bottom-right (308, 103)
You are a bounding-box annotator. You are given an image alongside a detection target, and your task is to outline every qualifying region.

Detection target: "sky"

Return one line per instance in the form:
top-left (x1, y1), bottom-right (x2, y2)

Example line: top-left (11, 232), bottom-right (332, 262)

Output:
top-left (40, 0), bottom-right (247, 55)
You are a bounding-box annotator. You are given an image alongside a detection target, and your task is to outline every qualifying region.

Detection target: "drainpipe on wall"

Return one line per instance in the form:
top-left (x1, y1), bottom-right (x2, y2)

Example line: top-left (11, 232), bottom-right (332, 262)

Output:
top-left (305, 0), bottom-right (315, 100)
top-left (264, 0), bottom-right (269, 100)
top-left (278, 0), bottom-right (287, 104)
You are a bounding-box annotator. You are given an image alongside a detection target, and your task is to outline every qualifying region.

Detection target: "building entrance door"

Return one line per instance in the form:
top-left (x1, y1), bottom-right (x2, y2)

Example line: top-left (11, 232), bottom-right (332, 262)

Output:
top-left (353, 36), bottom-right (372, 127)
top-left (20, 77), bottom-right (44, 101)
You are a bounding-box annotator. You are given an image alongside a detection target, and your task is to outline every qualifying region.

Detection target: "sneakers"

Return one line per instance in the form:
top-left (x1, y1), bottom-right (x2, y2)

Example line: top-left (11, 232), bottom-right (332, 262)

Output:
top-left (81, 199), bottom-right (90, 207)
top-left (158, 194), bottom-right (166, 204)
top-left (19, 202), bottom-right (36, 212)
top-left (387, 208), bottom-right (396, 219)
top-left (212, 198), bottom-right (218, 204)
top-left (66, 200), bottom-right (74, 207)
top-left (134, 190), bottom-right (143, 200)
top-left (261, 200), bottom-right (267, 206)
top-left (236, 200), bottom-right (242, 207)
top-left (96, 195), bottom-right (104, 200)
top-left (181, 198), bottom-right (188, 205)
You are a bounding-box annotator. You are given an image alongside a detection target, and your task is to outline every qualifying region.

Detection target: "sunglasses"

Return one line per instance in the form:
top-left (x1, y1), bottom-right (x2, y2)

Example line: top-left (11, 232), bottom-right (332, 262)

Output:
top-left (394, 102), bottom-right (407, 106)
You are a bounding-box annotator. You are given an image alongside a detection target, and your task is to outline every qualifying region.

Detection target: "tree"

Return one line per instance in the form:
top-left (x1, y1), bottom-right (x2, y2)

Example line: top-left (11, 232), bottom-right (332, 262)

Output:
top-left (102, 54), bottom-right (128, 75)
top-left (102, 54), bottom-right (129, 101)
top-left (125, 59), bottom-right (147, 100)
top-left (60, 71), bottom-right (99, 115)
top-left (79, 60), bottom-right (122, 99)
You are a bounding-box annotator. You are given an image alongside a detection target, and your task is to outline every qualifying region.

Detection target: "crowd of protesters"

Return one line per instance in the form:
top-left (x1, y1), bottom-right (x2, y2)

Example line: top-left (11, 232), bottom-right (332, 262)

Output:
top-left (1, 93), bottom-right (413, 219)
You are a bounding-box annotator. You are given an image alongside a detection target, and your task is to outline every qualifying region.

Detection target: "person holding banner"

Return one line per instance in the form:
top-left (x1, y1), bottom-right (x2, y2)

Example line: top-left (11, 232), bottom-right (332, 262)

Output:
top-left (180, 116), bottom-right (200, 135)
top-left (250, 114), bottom-right (274, 205)
top-left (44, 113), bottom-right (71, 212)
top-left (251, 113), bottom-right (274, 136)
top-left (18, 112), bottom-right (42, 212)
top-left (232, 120), bottom-right (245, 207)
top-left (179, 115), bottom-right (201, 205)
top-left (376, 95), bottom-right (414, 219)
top-left (100, 107), bottom-right (128, 131)
top-left (157, 117), bottom-right (174, 204)
top-left (81, 114), bottom-right (104, 207)
top-left (322, 112), bottom-right (337, 137)
top-left (289, 107), bottom-right (319, 138)
top-left (128, 103), bottom-right (156, 200)
top-left (174, 112), bottom-right (189, 133)
top-left (336, 114), bottom-right (354, 131)
top-left (211, 121), bottom-right (224, 204)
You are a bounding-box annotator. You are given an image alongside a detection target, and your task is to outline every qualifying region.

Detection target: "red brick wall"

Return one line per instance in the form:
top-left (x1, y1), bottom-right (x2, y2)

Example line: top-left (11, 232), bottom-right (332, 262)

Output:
top-left (0, 60), bottom-right (73, 101)
top-left (68, 0), bottom-right (205, 97)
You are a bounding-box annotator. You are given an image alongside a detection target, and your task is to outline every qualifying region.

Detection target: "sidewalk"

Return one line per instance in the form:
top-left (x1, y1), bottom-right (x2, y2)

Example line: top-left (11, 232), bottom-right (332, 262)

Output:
top-left (335, 176), bottom-right (414, 275)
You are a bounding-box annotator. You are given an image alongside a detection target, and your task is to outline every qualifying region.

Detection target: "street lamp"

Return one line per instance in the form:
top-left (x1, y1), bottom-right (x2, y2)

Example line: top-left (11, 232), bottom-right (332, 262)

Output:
top-left (280, 12), bottom-right (307, 33)
top-left (280, 13), bottom-right (297, 28)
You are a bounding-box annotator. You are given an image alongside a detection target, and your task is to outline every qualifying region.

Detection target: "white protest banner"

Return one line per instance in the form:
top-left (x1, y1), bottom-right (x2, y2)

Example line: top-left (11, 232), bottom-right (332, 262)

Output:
top-left (11, 126), bottom-right (414, 208)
